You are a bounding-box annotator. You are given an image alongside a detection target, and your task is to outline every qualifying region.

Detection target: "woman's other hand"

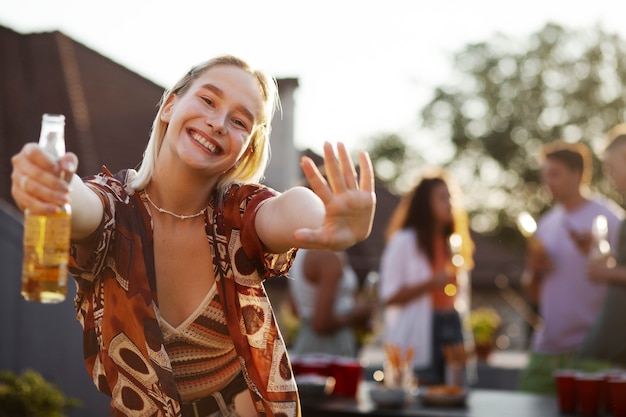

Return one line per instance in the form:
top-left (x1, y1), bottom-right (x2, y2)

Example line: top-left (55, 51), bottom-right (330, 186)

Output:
top-left (295, 142), bottom-right (376, 250)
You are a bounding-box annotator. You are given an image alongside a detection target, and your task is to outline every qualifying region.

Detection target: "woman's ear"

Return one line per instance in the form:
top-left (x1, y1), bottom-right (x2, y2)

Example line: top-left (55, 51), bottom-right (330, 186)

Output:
top-left (160, 95), bottom-right (176, 122)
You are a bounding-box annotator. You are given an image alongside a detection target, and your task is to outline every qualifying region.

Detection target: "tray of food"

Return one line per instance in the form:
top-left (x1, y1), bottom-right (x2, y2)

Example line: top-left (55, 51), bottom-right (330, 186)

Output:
top-left (418, 385), bottom-right (468, 407)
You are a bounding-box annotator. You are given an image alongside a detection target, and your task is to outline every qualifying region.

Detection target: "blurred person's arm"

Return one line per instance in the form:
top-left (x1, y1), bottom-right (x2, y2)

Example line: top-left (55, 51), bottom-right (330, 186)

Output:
top-left (522, 237), bottom-right (551, 304)
top-left (522, 269), bottom-right (542, 304)
top-left (286, 289), bottom-right (300, 319)
top-left (587, 260), bottom-right (626, 285)
top-left (384, 272), bottom-right (443, 306)
top-left (379, 231), bottom-right (441, 307)
top-left (306, 250), bottom-right (372, 335)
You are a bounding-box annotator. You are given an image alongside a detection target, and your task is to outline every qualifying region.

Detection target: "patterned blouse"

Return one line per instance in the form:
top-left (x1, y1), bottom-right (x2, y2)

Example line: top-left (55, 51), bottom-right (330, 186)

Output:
top-left (69, 168), bottom-right (300, 417)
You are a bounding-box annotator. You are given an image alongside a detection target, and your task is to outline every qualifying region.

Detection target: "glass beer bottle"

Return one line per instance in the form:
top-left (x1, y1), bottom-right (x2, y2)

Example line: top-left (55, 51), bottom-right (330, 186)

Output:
top-left (21, 114), bottom-right (71, 303)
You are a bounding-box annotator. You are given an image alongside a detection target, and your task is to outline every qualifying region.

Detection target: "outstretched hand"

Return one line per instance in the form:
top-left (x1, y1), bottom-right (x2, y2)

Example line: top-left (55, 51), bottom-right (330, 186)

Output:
top-left (293, 142), bottom-right (376, 250)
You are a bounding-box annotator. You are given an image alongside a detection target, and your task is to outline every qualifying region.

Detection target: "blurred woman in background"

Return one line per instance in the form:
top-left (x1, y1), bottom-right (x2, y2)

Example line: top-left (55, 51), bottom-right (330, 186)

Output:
top-left (288, 248), bottom-right (375, 358)
top-left (379, 171), bottom-right (474, 386)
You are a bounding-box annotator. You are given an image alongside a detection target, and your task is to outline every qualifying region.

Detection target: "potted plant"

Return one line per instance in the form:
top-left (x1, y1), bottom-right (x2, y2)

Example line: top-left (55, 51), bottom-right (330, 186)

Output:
top-left (469, 307), bottom-right (501, 361)
top-left (0, 369), bottom-right (81, 417)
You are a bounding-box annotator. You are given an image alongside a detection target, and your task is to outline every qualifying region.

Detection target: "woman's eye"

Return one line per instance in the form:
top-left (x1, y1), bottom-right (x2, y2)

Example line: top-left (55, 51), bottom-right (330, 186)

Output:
top-left (201, 97), bottom-right (214, 106)
top-left (232, 119), bottom-right (248, 130)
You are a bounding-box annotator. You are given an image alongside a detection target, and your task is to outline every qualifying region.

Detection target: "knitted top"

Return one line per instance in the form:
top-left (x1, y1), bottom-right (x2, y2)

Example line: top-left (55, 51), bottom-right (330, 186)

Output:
top-left (159, 282), bottom-right (241, 402)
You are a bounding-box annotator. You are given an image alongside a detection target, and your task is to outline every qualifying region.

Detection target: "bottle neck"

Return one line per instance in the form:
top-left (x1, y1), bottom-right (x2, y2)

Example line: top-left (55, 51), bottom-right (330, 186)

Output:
top-left (39, 130), bottom-right (65, 158)
top-left (39, 114), bottom-right (66, 158)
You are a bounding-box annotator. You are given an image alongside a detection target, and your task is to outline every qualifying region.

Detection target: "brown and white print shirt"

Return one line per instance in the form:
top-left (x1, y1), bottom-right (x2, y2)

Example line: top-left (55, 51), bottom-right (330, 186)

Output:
top-left (69, 168), bottom-right (300, 417)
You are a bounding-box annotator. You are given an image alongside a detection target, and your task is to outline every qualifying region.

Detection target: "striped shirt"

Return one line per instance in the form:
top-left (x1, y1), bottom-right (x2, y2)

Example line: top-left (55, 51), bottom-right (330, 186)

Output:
top-left (160, 282), bottom-right (241, 402)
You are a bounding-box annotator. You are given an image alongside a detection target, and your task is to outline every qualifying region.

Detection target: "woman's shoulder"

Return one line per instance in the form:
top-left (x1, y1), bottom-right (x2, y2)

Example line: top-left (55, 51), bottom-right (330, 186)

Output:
top-left (83, 167), bottom-right (137, 202)
top-left (384, 228), bottom-right (419, 256)
top-left (223, 182), bottom-right (277, 202)
top-left (389, 228), bottom-right (417, 244)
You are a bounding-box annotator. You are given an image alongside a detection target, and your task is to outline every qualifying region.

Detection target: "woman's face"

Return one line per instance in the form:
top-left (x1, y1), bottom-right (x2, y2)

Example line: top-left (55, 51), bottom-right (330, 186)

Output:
top-left (430, 183), bottom-right (452, 226)
top-left (159, 64), bottom-right (263, 176)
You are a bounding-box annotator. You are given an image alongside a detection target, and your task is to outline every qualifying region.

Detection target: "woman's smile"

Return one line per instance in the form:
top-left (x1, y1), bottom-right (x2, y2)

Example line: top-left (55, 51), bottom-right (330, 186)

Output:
top-left (189, 129), bottom-right (223, 155)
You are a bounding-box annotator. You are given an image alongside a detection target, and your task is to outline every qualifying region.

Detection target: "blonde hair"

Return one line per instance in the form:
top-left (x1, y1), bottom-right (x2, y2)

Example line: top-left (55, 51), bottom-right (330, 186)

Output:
top-left (131, 55), bottom-right (280, 195)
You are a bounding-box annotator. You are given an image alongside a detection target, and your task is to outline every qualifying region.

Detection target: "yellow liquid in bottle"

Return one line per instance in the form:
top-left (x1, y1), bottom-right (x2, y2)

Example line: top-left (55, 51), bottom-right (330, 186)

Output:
top-left (21, 209), bottom-right (71, 303)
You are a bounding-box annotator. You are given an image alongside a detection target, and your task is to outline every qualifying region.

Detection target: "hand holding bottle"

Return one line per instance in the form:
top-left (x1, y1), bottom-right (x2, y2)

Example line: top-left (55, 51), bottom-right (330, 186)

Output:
top-left (586, 258), bottom-right (617, 283)
top-left (11, 114), bottom-right (78, 303)
top-left (11, 136), bottom-right (77, 215)
top-left (526, 237), bottom-right (552, 273)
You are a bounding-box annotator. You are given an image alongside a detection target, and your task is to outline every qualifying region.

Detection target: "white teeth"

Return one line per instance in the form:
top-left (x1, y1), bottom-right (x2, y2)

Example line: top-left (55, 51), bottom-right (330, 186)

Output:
top-left (191, 132), bottom-right (217, 153)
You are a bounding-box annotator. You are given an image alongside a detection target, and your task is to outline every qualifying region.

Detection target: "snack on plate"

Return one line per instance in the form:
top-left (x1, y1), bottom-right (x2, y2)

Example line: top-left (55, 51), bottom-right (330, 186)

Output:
top-left (419, 384), bottom-right (468, 408)
top-left (427, 385), bottom-right (466, 396)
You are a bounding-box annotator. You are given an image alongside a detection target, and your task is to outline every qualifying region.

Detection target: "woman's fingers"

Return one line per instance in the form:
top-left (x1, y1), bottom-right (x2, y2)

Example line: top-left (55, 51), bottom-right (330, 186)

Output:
top-left (322, 141), bottom-right (345, 194)
top-left (336, 142), bottom-right (358, 190)
top-left (300, 155), bottom-right (332, 204)
top-left (322, 141), bottom-right (364, 193)
top-left (358, 150), bottom-right (375, 194)
top-left (301, 141), bottom-right (375, 215)
top-left (315, 141), bottom-right (370, 194)
top-left (12, 184), bottom-right (61, 214)
top-left (59, 153), bottom-right (78, 180)
top-left (10, 144), bottom-right (76, 213)
top-left (297, 142), bottom-right (376, 249)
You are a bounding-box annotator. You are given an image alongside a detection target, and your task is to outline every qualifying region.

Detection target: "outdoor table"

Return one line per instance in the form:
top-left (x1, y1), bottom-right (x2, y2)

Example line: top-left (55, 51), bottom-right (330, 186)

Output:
top-left (301, 385), bottom-right (559, 417)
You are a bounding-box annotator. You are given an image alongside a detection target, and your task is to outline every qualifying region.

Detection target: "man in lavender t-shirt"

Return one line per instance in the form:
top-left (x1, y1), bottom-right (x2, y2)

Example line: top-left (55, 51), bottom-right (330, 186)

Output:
top-left (518, 141), bottom-right (624, 395)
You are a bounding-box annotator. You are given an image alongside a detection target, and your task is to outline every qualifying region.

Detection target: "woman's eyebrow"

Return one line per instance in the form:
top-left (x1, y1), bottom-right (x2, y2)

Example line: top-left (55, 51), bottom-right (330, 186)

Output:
top-left (200, 83), bottom-right (224, 98)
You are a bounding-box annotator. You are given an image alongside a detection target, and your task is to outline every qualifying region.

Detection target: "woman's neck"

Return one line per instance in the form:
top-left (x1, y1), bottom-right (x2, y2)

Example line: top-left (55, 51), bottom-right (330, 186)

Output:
top-left (147, 168), bottom-right (215, 216)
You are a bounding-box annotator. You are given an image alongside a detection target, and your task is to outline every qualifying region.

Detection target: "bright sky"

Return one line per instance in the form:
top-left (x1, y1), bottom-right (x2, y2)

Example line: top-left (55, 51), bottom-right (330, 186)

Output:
top-left (2, 0), bottom-right (626, 158)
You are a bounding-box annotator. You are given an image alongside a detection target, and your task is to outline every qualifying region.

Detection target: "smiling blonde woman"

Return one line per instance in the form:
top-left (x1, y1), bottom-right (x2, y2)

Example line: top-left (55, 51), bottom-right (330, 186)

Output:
top-left (10, 55), bottom-right (376, 417)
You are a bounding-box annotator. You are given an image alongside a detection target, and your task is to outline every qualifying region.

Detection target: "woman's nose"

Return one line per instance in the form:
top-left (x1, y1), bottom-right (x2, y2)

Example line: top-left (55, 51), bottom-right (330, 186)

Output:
top-left (207, 113), bottom-right (227, 136)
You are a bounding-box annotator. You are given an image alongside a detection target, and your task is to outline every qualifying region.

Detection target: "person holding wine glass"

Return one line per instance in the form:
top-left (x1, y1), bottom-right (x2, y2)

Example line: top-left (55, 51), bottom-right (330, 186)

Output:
top-left (580, 124), bottom-right (626, 367)
top-left (518, 140), bottom-right (623, 395)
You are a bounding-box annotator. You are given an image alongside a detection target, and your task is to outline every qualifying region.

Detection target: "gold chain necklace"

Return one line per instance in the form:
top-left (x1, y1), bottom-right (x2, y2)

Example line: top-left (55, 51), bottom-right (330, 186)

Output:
top-left (143, 191), bottom-right (207, 220)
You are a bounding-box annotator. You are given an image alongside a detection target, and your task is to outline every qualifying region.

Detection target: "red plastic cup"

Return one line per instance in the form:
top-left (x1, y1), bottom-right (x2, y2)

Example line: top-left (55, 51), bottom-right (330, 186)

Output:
top-left (330, 357), bottom-right (362, 397)
top-left (575, 373), bottom-right (603, 417)
top-left (602, 369), bottom-right (626, 414)
top-left (291, 354), bottom-right (333, 377)
top-left (599, 374), bottom-right (609, 414)
top-left (554, 370), bottom-right (577, 414)
top-left (609, 378), bottom-right (626, 417)
top-left (604, 370), bottom-right (626, 414)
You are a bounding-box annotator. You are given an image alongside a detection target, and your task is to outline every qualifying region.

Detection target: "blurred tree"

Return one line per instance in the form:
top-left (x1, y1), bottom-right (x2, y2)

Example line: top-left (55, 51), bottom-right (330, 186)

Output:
top-left (365, 132), bottom-right (424, 194)
top-left (420, 22), bottom-right (626, 241)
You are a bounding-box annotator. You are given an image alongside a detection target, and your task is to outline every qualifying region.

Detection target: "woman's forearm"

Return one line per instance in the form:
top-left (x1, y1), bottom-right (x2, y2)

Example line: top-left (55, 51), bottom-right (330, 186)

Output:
top-left (256, 186), bottom-right (324, 253)
top-left (69, 174), bottom-right (104, 241)
top-left (385, 280), bottom-right (433, 306)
